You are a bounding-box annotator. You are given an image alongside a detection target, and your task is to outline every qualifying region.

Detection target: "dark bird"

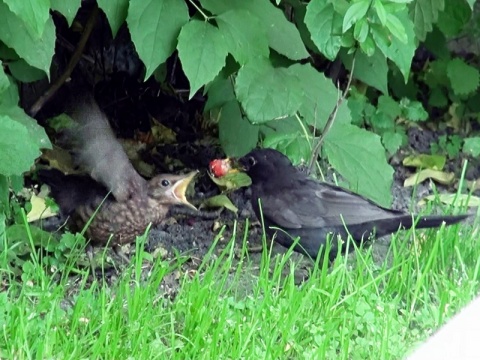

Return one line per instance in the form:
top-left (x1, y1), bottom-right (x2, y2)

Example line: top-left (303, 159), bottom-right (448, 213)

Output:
top-left (39, 95), bottom-right (197, 248)
top-left (223, 148), bottom-right (470, 261)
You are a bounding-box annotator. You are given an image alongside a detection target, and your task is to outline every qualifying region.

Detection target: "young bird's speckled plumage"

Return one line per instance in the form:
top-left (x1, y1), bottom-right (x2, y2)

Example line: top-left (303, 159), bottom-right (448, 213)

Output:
top-left (39, 95), bottom-right (197, 246)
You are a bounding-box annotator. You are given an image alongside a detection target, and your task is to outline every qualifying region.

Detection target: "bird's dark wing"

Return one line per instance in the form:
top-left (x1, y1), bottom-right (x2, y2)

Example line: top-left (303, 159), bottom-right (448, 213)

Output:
top-left (256, 178), bottom-right (405, 229)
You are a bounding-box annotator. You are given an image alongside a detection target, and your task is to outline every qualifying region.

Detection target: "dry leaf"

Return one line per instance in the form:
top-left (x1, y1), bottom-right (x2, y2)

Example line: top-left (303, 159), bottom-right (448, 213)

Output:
top-left (402, 154), bottom-right (446, 170)
top-left (27, 193), bottom-right (58, 222)
top-left (404, 169), bottom-right (455, 187)
top-left (41, 145), bottom-right (76, 174)
top-left (418, 194), bottom-right (480, 208)
top-left (202, 194), bottom-right (238, 214)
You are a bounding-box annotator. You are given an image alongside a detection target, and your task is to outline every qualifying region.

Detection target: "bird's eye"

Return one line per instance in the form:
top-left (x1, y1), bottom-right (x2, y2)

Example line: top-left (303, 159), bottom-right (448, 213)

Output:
top-left (161, 179), bottom-right (170, 187)
top-left (248, 156), bottom-right (256, 167)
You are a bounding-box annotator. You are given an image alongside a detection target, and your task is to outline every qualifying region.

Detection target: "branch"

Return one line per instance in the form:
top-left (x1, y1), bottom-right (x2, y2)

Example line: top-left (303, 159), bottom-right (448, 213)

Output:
top-left (29, 5), bottom-right (99, 117)
top-left (307, 54), bottom-right (356, 175)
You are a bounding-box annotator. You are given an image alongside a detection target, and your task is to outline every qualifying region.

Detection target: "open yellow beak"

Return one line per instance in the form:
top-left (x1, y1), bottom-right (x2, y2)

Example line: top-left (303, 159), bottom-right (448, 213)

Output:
top-left (172, 171), bottom-right (198, 210)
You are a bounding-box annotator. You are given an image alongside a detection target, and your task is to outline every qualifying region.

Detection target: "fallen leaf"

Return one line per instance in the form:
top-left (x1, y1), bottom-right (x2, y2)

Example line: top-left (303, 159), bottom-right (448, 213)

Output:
top-left (202, 194), bottom-right (238, 214)
top-left (404, 169), bottom-right (455, 187)
top-left (418, 193), bottom-right (480, 207)
top-left (27, 193), bottom-right (58, 222)
top-left (402, 154), bottom-right (446, 170)
top-left (41, 145), bottom-right (76, 174)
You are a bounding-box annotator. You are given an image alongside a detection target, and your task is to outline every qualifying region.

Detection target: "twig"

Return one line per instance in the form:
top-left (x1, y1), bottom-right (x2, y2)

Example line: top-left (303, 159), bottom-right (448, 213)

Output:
top-left (307, 54), bottom-right (357, 175)
top-left (29, 5), bottom-right (99, 117)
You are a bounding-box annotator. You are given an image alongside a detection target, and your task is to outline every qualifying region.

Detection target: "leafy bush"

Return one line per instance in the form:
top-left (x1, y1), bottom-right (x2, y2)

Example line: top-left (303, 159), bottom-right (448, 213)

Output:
top-left (0, 0), bottom-right (478, 213)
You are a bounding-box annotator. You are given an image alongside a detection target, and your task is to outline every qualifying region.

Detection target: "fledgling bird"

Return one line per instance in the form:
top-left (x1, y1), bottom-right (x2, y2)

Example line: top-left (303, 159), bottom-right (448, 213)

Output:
top-left (39, 95), bottom-right (197, 248)
top-left (215, 148), bottom-right (470, 261)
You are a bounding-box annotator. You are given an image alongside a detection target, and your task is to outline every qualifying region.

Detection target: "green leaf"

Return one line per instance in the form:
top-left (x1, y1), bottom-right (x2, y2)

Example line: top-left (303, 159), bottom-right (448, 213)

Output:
top-left (98, 0), bottom-right (129, 36)
top-left (324, 123), bottom-right (393, 207)
top-left (437, 0), bottom-right (472, 37)
top-left (385, 13), bottom-right (407, 43)
top-left (403, 154), bottom-right (446, 170)
top-left (378, 95), bottom-right (402, 119)
top-left (374, 10), bottom-right (416, 82)
top-left (0, 2), bottom-right (55, 75)
top-left (409, 0), bottom-right (445, 41)
top-left (342, 0), bottom-right (370, 32)
top-left (0, 64), bottom-right (8, 94)
top-left (463, 137), bottom-right (480, 157)
top-left (8, 59), bottom-right (46, 83)
top-left (235, 58), bottom-right (303, 122)
top-left (218, 101), bottom-right (259, 157)
top-left (127, 0), bottom-right (189, 79)
top-left (447, 58), bottom-right (480, 96)
top-left (370, 112), bottom-right (395, 131)
top-left (3, 0), bottom-right (49, 38)
top-left (51, 0), bottom-right (82, 27)
top-left (374, 0), bottom-right (387, 25)
top-left (202, 194), bottom-right (238, 214)
top-left (359, 35), bottom-right (376, 57)
top-left (429, 88), bottom-right (448, 108)
top-left (354, 19), bottom-right (369, 43)
top-left (261, 117), bottom-right (313, 164)
top-left (382, 131), bottom-right (404, 155)
top-left (400, 98), bottom-right (428, 121)
top-left (0, 82), bottom-right (52, 150)
top-left (342, 49), bottom-right (388, 94)
top-left (201, 0), bottom-right (308, 60)
top-left (216, 10), bottom-right (269, 66)
top-left (0, 115), bottom-right (43, 176)
top-left (305, 0), bottom-right (343, 60)
top-left (204, 76), bottom-right (236, 112)
top-left (291, 64), bottom-right (351, 128)
top-left (177, 20), bottom-right (228, 98)
top-left (208, 171), bottom-right (252, 191)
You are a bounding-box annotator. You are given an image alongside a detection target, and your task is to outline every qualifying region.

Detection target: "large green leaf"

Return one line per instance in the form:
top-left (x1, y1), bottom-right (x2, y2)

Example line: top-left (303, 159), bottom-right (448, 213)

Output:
top-left (373, 10), bottom-right (415, 82)
top-left (201, 0), bottom-right (308, 60)
top-left (177, 20), bottom-right (228, 98)
top-left (51, 0), bottom-right (82, 27)
top-left (0, 115), bottom-right (43, 176)
top-left (219, 101), bottom-right (259, 157)
top-left (409, 0), bottom-right (444, 41)
top-left (342, 50), bottom-right (389, 94)
top-left (447, 58), bottom-right (480, 96)
top-left (291, 64), bottom-right (351, 128)
top-left (324, 123), bottom-right (393, 207)
top-left (0, 81), bottom-right (51, 150)
top-left (216, 10), bottom-right (269, 65)
top-left (98, 0), bottom-right (129, 36)
top-left (0, 2), bottom-right (54, 75)
top-left (3, 0), bottom-right (49, 38)
top-left (305, 0), bottom-right (343, 60)
top-left (127, 0), bottom-right (189, 79)
top-left (235, 58), bottom-right (303, 123)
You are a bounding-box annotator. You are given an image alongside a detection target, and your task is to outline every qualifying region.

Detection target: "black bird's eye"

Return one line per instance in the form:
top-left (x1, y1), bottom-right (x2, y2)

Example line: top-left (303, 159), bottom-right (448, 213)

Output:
top-left (247, 156), bottom-right (256, 167)
top-left (161, 179), bottom-right (170, 187)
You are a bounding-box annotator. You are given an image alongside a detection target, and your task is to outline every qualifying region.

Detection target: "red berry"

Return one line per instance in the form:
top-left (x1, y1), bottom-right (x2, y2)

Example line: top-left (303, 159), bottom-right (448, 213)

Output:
top-left (209, 159), bottom-right (230, 177)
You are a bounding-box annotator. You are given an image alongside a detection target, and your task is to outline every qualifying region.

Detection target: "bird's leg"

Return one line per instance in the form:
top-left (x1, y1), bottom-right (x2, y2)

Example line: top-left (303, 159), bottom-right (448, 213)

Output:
top-left (113, 244), bottom-right (131, 263)
top-left (86, 244), bottom-right (96, 276)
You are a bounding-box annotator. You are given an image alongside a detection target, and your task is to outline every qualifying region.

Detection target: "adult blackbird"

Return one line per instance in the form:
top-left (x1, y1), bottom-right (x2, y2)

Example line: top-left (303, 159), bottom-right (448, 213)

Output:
top-left (227, 148), bottom-right (469, 261)
top-left (39, 94), bottom-right (197, 247)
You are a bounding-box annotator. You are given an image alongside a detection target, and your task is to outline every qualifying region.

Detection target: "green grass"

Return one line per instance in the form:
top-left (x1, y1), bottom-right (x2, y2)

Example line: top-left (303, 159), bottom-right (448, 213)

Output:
top-left (1, 217), bottom-right (479, 359)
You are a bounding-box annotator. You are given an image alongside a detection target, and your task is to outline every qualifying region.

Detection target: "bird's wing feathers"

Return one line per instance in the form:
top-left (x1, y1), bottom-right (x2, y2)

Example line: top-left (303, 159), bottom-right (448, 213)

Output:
top-left (257, 178), bottom-right (404, 229)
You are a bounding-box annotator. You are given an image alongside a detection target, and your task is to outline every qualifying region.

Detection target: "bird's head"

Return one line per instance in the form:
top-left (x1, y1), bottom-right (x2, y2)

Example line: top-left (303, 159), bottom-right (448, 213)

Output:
top-left (237, 148), bottom-right (295, 183)
top-left (148, 171), bottom-right (198, 210)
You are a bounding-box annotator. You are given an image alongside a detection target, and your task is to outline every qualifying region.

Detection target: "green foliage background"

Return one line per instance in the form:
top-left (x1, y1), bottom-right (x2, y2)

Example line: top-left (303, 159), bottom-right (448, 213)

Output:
top-left (0, 0), bottom-right (479, 209)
